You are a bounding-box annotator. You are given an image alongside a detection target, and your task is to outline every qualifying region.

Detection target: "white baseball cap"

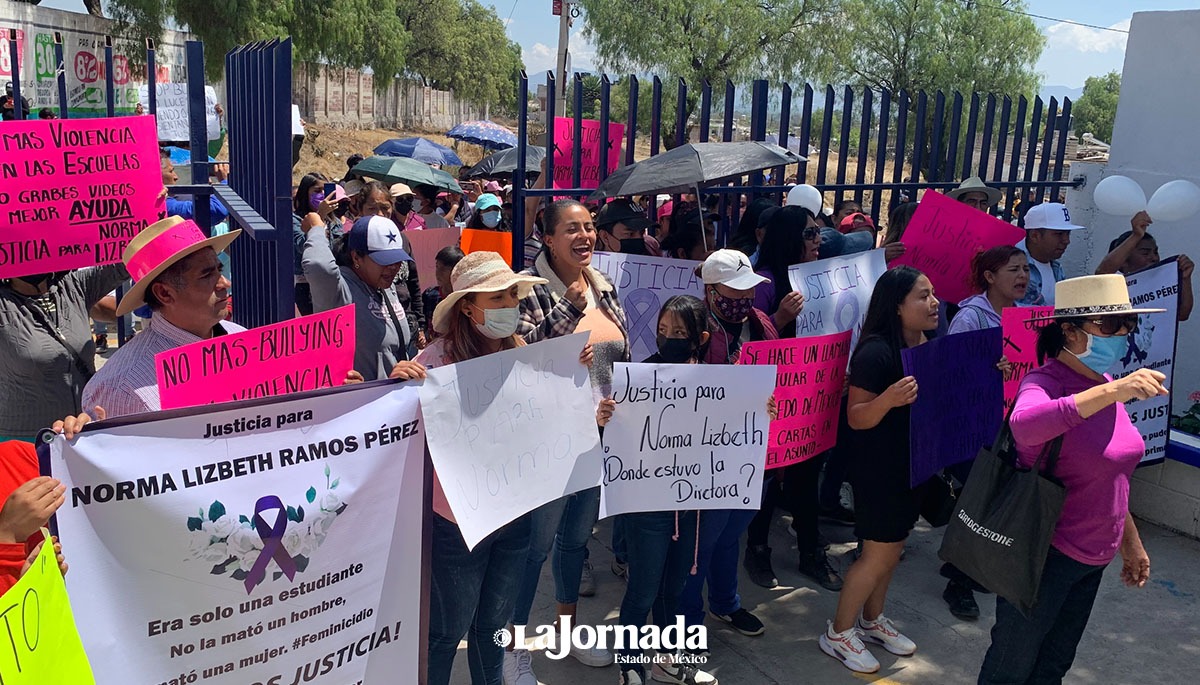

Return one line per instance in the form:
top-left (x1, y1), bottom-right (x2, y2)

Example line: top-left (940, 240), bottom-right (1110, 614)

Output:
top-left (347, 216), bottom-right (411, 266)
top-left (700, 249), bottom-right (768, 290)
top-left (1023, 202), bottom-right (1086, 231)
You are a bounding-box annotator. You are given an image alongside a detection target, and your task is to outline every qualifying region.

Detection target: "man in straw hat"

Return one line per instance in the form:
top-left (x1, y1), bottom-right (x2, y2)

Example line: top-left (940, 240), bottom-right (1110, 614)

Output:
top-left (946, 176), bottom-right (1003, 213)
top-left (81, 217), bottom-right (242, 418)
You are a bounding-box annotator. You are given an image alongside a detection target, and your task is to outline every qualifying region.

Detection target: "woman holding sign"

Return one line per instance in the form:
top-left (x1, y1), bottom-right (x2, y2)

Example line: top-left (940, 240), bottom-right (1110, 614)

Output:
top-left (820, 265), bottom-right (937, 674)
top-left (978, 275), bottom-right (1164, 684)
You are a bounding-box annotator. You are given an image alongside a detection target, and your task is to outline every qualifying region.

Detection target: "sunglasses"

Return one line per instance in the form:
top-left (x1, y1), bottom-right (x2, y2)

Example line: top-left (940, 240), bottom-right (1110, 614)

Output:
top-left (802, 227), bottom-right (820, 240)
top-left (1076, 315), bottom-right (1140, 336)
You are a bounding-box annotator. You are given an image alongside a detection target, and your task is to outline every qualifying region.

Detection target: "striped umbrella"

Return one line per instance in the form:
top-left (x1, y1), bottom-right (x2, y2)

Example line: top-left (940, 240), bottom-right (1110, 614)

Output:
top-left (446, 120), bottom-right (518, 150)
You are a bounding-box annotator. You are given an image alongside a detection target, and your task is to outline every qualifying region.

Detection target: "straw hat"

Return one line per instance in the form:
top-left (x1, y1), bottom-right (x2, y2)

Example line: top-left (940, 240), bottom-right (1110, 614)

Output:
top-left (389, 182), bottom-right (414, 198)
top-left (116, 216), bottom-right (241, 316)
top-left (431, 251), bottom-right (547, 334)
top-left (946, 176), bottom-right (1002, 206)
top-left (1041, 274), bottom-right (1165, 319)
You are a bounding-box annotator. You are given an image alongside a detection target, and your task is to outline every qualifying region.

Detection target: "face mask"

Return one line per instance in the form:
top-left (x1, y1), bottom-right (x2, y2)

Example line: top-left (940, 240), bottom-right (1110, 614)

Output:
top-left (619, 238), bottom-right (649, 256)
top-left (1072, 330), bottom-right (1126, 375)
top-left (395, 199), bottom-right (413, 215)
top-left (411, 199), bottom-right (425, 214)
top-left (711, 289), bottom-right (753, 323)
top-left (16, 273), bottom-right (52, 288)
top-left (656, 335), bottom-right (694, 363)
top-left (309, 192), bottom-right (325, 211)
top-left (481, 212), bottom-right (502, 228)
top-left (473, 304), bottom-right (520, 339)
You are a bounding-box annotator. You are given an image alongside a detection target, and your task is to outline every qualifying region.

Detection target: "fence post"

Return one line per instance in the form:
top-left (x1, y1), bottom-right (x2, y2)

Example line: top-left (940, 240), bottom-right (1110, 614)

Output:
top-left (186, 41), bottom-right (211, 233)
top-left (513, 71), bottom-right (529, 269)
top-left (146, 39), bottom-right (157, 114)
top-left (54, 33), bottom-right (68, 119)
top-left (598, 75), bottom-right (611, 183)
top-left (6, 30), bottom-right (22, 120)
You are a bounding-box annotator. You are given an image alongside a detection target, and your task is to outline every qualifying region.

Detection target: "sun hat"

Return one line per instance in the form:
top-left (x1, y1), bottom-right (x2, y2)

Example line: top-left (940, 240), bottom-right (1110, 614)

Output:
top-left (431, 251), bottom-right (548, 334)
top-left (595, 199), bottom-right (652, 231)
top-left (484, 180), bottom-right (503, 193)
top-left (699, 249), bottom-right (768, 290)
top-left (343, 178), bottom-right (366, 197)
top-left (328, 184), bottom-right (349, 202)
top-left (475, 193), bottom-right (502, 212)
top-left (347, 216), bottom-right (411, 266)
top-left (1023, 202), bottom-right (1086, 231)
top-left (1037, 274), bottom-right (1165, 319)
top-left (838, 212), bottom-right (876, 235)
top-left (116, 216), bottom-right (242, 316)
top-left (946, 176), bottom-right (1002, 206)
top-left (389, 182), bottom-right (414, 198)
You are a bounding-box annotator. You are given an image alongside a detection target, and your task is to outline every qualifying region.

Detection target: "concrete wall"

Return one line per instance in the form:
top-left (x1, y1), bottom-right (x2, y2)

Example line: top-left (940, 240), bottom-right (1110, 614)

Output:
top-left (293, 63), bottom-right (480, 130)
top-left (1065, 10), bottom-right (1200, 537)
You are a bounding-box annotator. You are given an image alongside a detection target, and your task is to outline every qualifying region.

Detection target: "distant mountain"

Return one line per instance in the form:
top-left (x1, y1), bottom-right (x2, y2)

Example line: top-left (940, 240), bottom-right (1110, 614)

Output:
top-left (1040, 85), bottom-right (1084, 104)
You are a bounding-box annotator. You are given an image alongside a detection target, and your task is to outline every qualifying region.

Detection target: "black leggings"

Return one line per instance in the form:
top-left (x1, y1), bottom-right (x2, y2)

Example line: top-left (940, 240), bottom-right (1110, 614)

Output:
top-left (747, 454), bottom-right (826, 554)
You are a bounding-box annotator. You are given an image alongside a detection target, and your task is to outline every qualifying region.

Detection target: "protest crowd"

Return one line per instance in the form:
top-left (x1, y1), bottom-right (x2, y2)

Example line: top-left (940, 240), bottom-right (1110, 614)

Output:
top-left (0, 88), bottom-right (1195, 685)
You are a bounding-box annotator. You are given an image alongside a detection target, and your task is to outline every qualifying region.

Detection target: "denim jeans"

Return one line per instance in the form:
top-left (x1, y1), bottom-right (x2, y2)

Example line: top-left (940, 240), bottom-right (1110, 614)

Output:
top-left (678, 508), bottom-right (757, 626)
top-left (617, 511), bottom-right (698, 659)
top-left (511, 486), bottom-right (600, 626)
top-left (977, 547), bottom-right (1106, 685)
top-left (428, 513), bottom-right (531, 685)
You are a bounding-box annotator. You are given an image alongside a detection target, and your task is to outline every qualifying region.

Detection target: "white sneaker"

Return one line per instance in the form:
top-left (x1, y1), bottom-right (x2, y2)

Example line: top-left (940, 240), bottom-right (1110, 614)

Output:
top-left (819, 621), bottom-right (880, 674)
top-left (568, 643), bottom-right (614, 667)
top-left (857, 614), bottom-right (916, 656)
top-left (650, 653), bottom-right (718, 684)
top-left (579, 558), bottom-right (597, 597)
top-left (503, 649), bottom-right (538, 685)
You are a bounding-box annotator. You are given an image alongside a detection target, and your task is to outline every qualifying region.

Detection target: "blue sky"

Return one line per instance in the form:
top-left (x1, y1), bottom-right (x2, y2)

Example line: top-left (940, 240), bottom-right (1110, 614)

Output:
top-left (36, 0), bottom-right (1200, 87)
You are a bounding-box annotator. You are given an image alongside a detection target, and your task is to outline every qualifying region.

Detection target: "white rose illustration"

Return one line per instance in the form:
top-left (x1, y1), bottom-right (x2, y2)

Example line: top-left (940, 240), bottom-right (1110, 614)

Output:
top-left (201, 542), bottom-right (230, 563)
top-left (227, 526), bottom-right (260, 558)
top-left (210, 514), bottom-right (237, 539)
top-left (320, 492), bottom-right (343, 512)
top-left (310, 510), bottom-right (337, 538)
top-left (282, 528), bottom-right (305, 558)
top-left (239, 548), bottom-right (261, 573)
top-left (187, 531), bottom-right (213, 560)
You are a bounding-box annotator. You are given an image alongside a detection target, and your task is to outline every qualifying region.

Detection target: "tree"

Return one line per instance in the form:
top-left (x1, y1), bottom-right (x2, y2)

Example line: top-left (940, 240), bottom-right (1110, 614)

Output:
top-left (1071, 71), bottom-right (1120, 143)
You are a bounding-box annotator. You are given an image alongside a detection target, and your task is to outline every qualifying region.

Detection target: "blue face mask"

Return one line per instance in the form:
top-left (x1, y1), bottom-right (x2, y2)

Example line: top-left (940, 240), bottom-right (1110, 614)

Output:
top-left (481, 211), bottom-right (501, 228)
top-left (1072, 331), bottom-right (1126, 375)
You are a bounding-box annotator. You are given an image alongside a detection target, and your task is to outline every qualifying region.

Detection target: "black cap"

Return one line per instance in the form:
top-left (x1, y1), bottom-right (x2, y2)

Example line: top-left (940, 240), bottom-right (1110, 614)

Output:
top-left (595, 199), bottom-right (652, 231)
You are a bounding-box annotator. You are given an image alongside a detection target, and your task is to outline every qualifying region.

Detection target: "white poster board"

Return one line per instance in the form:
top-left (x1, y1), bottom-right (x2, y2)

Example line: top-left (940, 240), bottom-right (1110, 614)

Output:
top-left (591, 252), bottom-right (704, 363)
top-left (138, 83), bottom-right (221, 141)
top-left (788, 248), bottom-right (888, 350)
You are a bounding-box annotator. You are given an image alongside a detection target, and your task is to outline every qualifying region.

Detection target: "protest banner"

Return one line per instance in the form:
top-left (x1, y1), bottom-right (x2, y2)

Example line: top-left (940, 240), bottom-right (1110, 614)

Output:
top-left (156, 305), bottom-right (356, 409)
top-left (1109, 258), bottom-right (1180, 462)
top-left (0, 528), bottom-right (94, 683)
top-left (599, 362), bottom-right (776, 517)
top-left (137, 83), bottom-right (222, 141)
top-left (0, 116), bottom-right (165, 280)
top-left (591, 251), bottom-right (705, 362)
top-left (903, 328), bottom-right (1004, 486)
top-left (419, 333), bottom-right (602, 549)
top-left (892, 191), bottom-right (1026, 305)
top-left (1001, 306), bottom-right (1054, 414)
top-left (51, 382), bottom-right (425, 684)
top-left (740, 332), bottom-right (852, 468)
top-left (551, 118), bottom-right (625, 189)
top-left (788, 249), bottom-right (888, 350)
top-left (406, 227), bottom-right (461, 290)
top-left (460, 228), bottom-right (513, 267)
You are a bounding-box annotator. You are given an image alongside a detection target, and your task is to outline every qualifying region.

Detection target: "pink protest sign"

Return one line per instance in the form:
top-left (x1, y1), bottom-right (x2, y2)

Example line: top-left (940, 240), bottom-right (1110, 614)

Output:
top-left (156, 305), bottom-right (356, 409)
top-left (892, 190), bottom-right (1025, 305)
top-left (0, 116), bottom-right (165, 279)
top-left (552, 117), bottom-right (625, 189)
top-left (740, 332), bottom-right (853, 468)
top-left (1001, 306), bottom-right (1054, 414)
top-left (407, 226), bottom-right (461, 290)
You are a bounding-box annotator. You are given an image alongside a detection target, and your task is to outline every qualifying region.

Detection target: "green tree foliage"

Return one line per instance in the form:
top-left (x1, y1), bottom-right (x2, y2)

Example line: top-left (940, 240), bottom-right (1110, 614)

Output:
top-left (1071, 71), bottom-right (1120, 143)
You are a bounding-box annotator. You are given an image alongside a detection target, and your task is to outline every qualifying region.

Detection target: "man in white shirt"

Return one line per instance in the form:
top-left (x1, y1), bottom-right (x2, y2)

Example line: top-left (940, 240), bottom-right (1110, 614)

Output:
top-left (1015, 202), bottom-right (1084, 306)
top-left (412, 184), bottom-right (451, 229)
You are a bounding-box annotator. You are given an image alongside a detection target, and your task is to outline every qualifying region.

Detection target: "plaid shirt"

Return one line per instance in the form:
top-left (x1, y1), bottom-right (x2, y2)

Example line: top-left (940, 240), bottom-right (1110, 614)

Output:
top-left (517, 252), bottom-right (631, 364)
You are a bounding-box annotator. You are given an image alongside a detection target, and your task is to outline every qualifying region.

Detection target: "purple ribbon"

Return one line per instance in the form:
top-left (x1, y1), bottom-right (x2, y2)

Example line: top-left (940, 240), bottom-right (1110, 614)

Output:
top-left (623, 288), bottom-right (660, 356)
top-left (243, 495), bottom-right (298, 594)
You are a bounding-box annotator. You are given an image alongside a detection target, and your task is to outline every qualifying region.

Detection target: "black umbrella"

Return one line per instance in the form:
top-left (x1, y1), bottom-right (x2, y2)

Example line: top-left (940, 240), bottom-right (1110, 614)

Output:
top-left (467, 146), bottom-right (547, 178)
top-left (587, 141), bottom-right (802, 200)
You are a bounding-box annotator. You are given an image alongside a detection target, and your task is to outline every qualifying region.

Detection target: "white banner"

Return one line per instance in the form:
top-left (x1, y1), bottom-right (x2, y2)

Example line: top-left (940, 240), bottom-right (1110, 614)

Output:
top-left (1109, 258), bottom-right (1180, 462)
top-left (138, 83), bottom-right (221, 141)
top-left (788, 249), bottom-right (888, 350)
top-left (599, 362), bottom-right (776, 517)
top-left (591, 251), bottom-right (704, 363)
top-left (418, 333), bottom-right (602, 549)
top-left (51, 383), bottom-right (424, 684)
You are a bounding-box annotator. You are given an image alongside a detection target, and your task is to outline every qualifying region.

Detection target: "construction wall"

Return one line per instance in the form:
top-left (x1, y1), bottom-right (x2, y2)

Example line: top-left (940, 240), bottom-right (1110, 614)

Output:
top-left (293, 63), bottom-right (480, 130)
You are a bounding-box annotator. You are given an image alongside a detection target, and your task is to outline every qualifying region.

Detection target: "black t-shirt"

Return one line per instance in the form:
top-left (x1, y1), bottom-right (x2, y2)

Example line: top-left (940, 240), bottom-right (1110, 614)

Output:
top-left (848, 336), bottom-right (911, 479)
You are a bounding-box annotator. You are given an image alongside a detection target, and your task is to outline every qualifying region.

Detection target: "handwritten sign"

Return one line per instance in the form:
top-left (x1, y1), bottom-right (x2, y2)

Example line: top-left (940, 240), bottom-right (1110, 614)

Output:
top-left (137, 83), bottom-right (221, 141)
top-left (903, 328), bottom-right (1004, 486)
top-left (741, 332), bottom-right (852, 468)
top-left (599, 362), bottom-right (776, 517)
top-left (407, 227), bottom-right (462, 290)
top-left (155, 305), bottom-right (356, 409)
top-left (1001, 306), bottom-right (1053, 414)
top-left (0, 116), bottom-right (165, 280)
top-left (0, 530), bottom-right (95, 683)
top-left (591, 251), bottom-right (705, 362)
top-left (552, 117), bottom-right (625, 189)
top-left (788, 249), bottom-right (888, 351)
top-left (892, 191), bottom-right (1026, 304)
top-left (460, 228), bottom-right (513, 267)
top-left (419, 333), bottom-right (602, 549)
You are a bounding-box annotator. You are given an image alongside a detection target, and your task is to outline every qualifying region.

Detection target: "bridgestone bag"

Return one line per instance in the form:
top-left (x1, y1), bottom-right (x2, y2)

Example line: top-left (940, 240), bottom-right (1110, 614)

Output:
top-left (938, 421), bottom-right (1064, 617)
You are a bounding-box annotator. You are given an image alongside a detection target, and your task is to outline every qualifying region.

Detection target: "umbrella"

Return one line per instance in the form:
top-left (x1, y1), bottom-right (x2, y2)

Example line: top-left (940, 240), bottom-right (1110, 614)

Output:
top-left (164, 145), bottom-right (216, 166)
top-left (373, 137), bottom-right (463, 166)
top-left (446, 120), bottom-right (518, 150)
top-left (466, 146), bottom-right (547, 178)
top-left (348, 156), bottom-right (463, 193)
top-left (587, 141), bottom-right (803, 200)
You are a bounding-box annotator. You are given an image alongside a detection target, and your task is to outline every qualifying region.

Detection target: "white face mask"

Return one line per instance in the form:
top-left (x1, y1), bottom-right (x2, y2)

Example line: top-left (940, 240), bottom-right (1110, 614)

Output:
top-left (472, 304), bottom-right (520, 339)
top-left (411, 198), bottom-right (424, 214)
top-left (482, 212), bottom-right (502, 228)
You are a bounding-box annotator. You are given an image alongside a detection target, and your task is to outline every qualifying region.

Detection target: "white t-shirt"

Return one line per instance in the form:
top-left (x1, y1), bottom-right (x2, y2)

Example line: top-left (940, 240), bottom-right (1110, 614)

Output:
top-left (1032, 258), bottom-right (1056, 304)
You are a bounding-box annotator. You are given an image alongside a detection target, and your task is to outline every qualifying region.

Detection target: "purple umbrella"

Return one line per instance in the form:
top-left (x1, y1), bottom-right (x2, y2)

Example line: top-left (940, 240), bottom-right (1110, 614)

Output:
top-left (446, 120), bottom-right (518, 150)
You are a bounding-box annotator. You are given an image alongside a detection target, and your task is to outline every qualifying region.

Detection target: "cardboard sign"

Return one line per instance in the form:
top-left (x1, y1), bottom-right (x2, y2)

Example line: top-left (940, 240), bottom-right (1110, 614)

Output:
top-left (1001, 306), bottom-right (1053, 414)
top-left (892, 191), bottom-right (1026, 304)
top-left (552, 117), bottom-right (625, 189)
top-left (137, 83), bottom-right (221, 141)
top-left (788, 249), bottom-right (888, 351)
top-left (599, 362), bottom-right (776, 517)
top-left (460, 228), bottom-right (513, 267)
top-left (903, 328), bottom-right (1005, 486)
top-left (590, 251), bottom-right (705, 362)
top-left (407, 227), bottom-right (462, 290)
top-left (0, 116), bottom-right (165, 279)
top-left (155, 305), bottom-right (356, 409)
top-left (740, 333), bottom-right (852, 468)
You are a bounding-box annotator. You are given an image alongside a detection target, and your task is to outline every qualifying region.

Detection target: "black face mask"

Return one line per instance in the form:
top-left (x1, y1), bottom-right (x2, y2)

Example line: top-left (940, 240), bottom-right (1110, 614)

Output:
top-left (15, 272), bottom-right (53, 288)
top-left (619, 238), bottom-right (650, 256)
top-left (394, 199), bottom-right (413, 215)
top-left (656, 335), bottom-right (695, 363)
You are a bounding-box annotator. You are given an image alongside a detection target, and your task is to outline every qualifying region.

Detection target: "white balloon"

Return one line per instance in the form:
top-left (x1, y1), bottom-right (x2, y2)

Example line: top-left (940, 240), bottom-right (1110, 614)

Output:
top-left (1094, 175), bottom-right (1147, 217)
top-left (1147, 179), bottom-right (1200, 223)
top-left (786, 184), bottom-right (823, 215)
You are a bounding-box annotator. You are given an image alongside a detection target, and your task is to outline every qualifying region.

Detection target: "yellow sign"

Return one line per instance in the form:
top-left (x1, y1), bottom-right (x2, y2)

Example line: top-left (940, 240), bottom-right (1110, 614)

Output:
top-left (0, 530), bottom-right (94, 683)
